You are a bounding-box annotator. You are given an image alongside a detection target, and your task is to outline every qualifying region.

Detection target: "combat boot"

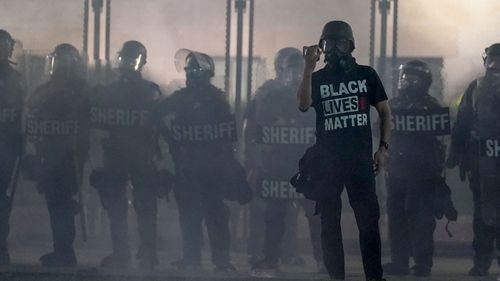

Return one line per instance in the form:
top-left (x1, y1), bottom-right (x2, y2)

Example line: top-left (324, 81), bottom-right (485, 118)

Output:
top-left (170, 259), bottom-right (201, 270)
top-left (382, 262), bottom-right (409, 275)
top-left (250, 259), bottom-right (279, 278)
top-left (100, 253), bottom-right (131, 269)
top-left (40, 252), bottom-right (77, 267)
top-left (214, 262), bottom-right (236, 272)
top-left (468, 265), bottom-right (489, 276)
top-left (138, 253), bottom-right (159, 270)
top-left (281, 255), bottom-right (305, 267)
top-left (412, 264), bottom-right (431, 277)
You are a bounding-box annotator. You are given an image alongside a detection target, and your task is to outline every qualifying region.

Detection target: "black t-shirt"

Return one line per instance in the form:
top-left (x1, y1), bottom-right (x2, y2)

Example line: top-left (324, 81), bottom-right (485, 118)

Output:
top-left (311, 64), bottom-right (387, 160)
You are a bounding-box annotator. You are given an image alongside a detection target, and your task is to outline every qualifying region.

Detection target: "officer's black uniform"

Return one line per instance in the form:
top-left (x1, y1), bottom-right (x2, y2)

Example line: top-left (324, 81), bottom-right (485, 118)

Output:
top-left (304, 21), bottom-right (387, 281)
top-left (245, 48), bottom-right (323, 272)
top-left (24, 44), bottom-right (88, 267)
top-left (448, 43), bottom-right (500, 276)
top-left (159, 50), bottom-right (236, 272)
top-left (89, 41), bottom-right (162, 268)
top-left (0, 29), bottom-right (24, 266)
top-left (383, 60), bottom-right (445, 277)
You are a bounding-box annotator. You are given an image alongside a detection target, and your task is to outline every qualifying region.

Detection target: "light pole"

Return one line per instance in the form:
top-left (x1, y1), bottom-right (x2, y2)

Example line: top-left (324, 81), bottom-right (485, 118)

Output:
top-left (369, 0), bottom-right (399, 97)
top-left (92, 0), bottom-right (103, 74)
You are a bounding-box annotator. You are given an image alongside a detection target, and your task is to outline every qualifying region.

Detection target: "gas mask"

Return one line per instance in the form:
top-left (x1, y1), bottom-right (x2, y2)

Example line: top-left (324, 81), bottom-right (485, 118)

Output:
top-left (179, 51), bottom-right (214, 89)
top-left (320, 38), bottom-right (354, 71)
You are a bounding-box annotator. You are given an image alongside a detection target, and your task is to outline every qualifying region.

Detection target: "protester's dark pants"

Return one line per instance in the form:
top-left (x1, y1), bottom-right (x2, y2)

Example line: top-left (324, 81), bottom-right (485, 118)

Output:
top-left (470, 180), bottom-right (500, 270)
top-left (96, 166), bottom-right (158, 261)
top-left (302, 199), bottom-right (323, 263)
top-left (319, 163), bottom-right (383, 280)
top-left (174, 169), bottom-right (231, 267)
top-left (386, 177), bottom-right (436, 270)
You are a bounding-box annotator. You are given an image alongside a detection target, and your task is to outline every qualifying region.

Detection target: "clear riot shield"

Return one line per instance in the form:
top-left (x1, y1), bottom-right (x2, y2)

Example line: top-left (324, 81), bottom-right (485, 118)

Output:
top-left (479, 138), bottom-right (500, 227)
top-left (174, 48), bottom-right (214, 74)
top-left (252, 83), bottom-right (316, 201)
top-left (24, 93), bottom-right (88, 241)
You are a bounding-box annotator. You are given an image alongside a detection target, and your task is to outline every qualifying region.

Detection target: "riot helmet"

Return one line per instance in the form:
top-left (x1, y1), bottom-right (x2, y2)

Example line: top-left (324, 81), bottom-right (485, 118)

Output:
top-left (47, 43), bottom-right (82, 80)
top-left (117, 40), bottom-right (147, 74)
top-left (274, 47), bottom-right (304, 87)
top-left (175, 49), bottom-right (214, 88)
top-left (319, 21), bottom-right (355, 71)
top-left (0, 29), bottom-right (15, 62)
top-left (397, 60), bottom-right (432, 96)
top-left (483, 43), bottom-right (500, 78)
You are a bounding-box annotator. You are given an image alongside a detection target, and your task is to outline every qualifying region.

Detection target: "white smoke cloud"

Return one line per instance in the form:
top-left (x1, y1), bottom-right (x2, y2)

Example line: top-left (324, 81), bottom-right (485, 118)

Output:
top-left (1, 0), bottom-right (499, 101)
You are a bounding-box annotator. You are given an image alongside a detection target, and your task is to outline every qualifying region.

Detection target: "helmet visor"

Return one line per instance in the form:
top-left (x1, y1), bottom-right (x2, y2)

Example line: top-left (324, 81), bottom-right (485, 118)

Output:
top-left (398, 72), bottom-right (422, 91)
top-left (485, 54), bottom-right (500, 73)
top-left (47, 53), bottom-right (80, 77)
top-left (174, 48), bottom-right (213, 74)
top-left (320, 39), bottom-right (351, 53)
top-left (0, 40), bottom-right (13, 60)
top-left (118, 53), bottom-right (145, 72)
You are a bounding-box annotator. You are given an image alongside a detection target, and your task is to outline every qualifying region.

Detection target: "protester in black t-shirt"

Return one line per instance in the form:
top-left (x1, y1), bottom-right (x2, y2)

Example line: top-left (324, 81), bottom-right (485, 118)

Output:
top-left (297, 21), bottom-right (391, 281)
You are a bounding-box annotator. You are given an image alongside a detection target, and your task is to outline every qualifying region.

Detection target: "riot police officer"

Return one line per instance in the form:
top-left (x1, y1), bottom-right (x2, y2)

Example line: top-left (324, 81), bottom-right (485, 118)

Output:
top-left (24, 43), bottom-right (88, 267)
top-left (0, 29), bottom-right (24, 266)
top-left (89, 41), bottom-right (163, 269)
top-left (245, 47), bottom-right (323, 274)
top-left (448, 43), bottom-right (500, 276)
top-left (158, 50), bottom-right (238, 272)
top-left (383, 60), bottom-right (447, 277)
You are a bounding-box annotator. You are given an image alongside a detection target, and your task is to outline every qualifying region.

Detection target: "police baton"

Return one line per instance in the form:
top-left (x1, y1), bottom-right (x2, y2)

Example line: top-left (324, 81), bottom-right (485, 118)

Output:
top-left (74, 154), bottom-right (88, 242)
top-left (7, 157), bottom-right (21, 212)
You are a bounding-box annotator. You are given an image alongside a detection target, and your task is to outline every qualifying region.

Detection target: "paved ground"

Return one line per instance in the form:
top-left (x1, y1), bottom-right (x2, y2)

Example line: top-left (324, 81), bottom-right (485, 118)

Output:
top-left (1, 178), bottom-right (488, 280)
top-left (1, 250), bottom-right (500, 281)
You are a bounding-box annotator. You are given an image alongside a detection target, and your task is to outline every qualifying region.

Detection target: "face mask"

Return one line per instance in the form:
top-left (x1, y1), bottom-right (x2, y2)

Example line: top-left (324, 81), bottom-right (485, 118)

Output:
top-left (185, 68), bottom-right (210, 88)
top-left (324, 50), bottom-right (353, 71)
top-left (279, 64), bottom-right (303, 87)
top-left (321, 39), bottom-right (353, 71)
